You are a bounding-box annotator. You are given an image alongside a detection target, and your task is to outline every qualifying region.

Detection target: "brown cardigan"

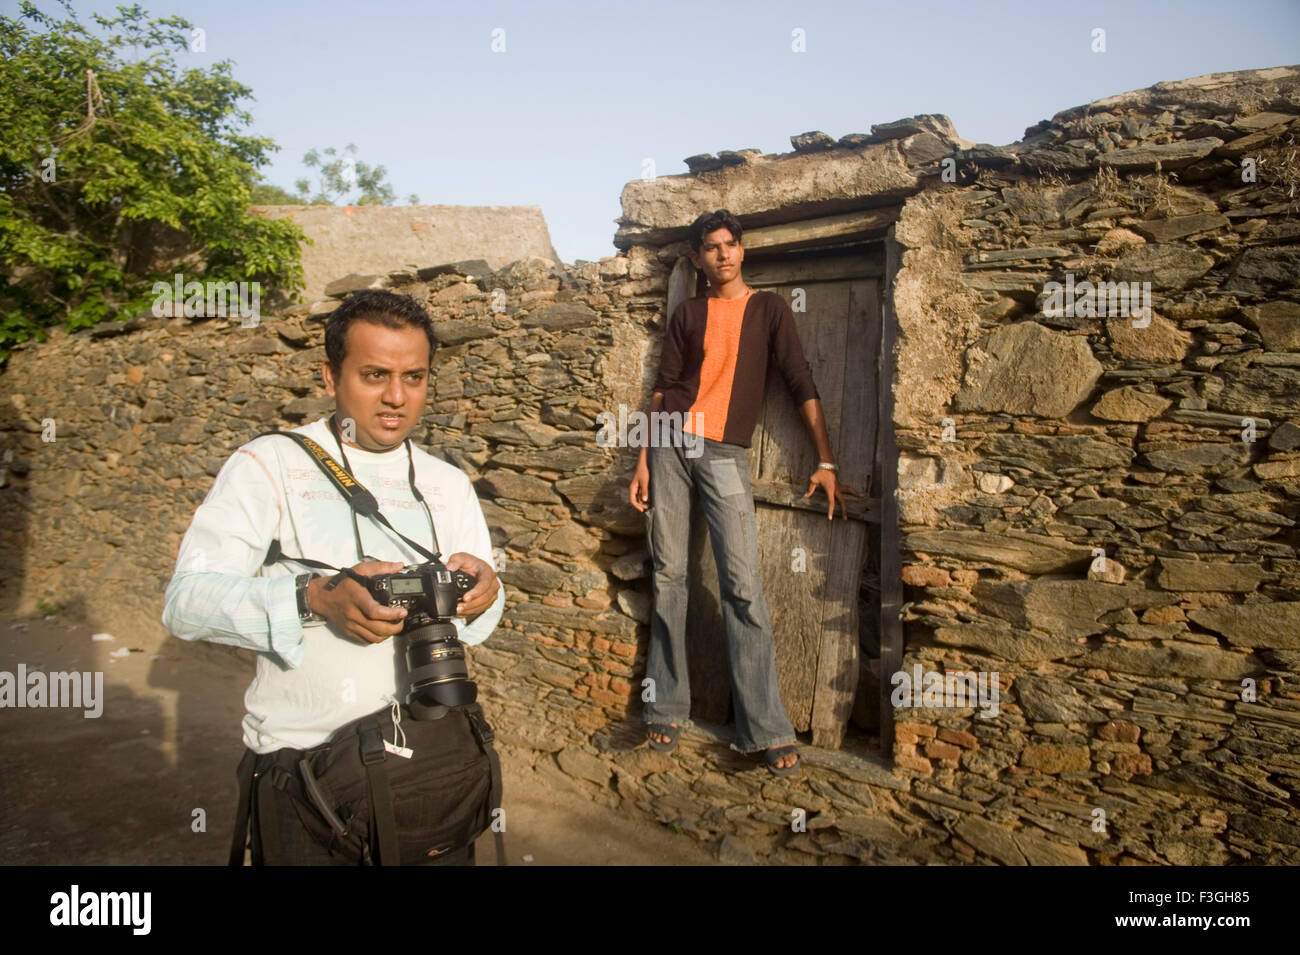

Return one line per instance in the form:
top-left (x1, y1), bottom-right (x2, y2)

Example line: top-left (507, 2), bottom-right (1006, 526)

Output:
top-left (653, 290), bottom-right (820, 448)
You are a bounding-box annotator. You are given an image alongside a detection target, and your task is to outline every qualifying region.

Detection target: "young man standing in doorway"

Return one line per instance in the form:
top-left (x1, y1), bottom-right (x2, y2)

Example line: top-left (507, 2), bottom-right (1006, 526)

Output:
top-left (628, 209), bottom-right (855, 775)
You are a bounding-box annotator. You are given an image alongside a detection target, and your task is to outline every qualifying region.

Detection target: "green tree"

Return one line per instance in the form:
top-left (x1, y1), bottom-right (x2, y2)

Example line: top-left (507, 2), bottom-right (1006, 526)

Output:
top-left (294, 143), bottom-right (416, 206)
top-left (0, 1), bottom-right (306, 361)
top-left (249, 178), bottom-right (305, 205)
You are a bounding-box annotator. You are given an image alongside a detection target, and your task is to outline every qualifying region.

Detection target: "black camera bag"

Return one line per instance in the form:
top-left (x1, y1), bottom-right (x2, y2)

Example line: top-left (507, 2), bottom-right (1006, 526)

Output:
top-left (231, 700), bottom-right (503, 866)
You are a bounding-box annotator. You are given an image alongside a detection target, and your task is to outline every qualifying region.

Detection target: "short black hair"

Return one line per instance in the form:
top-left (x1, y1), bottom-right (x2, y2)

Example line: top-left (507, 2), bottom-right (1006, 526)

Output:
top-left (324, 290), bottom-right (437, 372)
top-left (689, 209), bottom-right (744, 251)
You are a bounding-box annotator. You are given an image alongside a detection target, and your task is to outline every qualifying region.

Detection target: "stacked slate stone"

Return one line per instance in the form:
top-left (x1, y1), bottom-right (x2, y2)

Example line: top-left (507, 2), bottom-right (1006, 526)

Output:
top-left (890, 77), bottom-right (1300, 865)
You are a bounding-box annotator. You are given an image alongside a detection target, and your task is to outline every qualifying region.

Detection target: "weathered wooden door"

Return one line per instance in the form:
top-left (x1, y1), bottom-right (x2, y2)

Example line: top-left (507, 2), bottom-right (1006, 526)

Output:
top-left (682, 250), bottom-right (880, 748)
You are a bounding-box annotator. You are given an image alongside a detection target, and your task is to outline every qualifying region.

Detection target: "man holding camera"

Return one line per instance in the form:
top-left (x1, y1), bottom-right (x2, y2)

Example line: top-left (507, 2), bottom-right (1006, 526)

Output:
top-left (629, 210), bottom-right (856, 776)
top-left (163, 290), bottom-right (504, 865)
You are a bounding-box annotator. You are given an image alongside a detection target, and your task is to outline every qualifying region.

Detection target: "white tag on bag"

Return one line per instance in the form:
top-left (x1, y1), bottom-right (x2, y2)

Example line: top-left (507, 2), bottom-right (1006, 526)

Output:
top-left (384, 740), bottom-right (413, 759)
top-left (384, 699), bottom-right (413, 758)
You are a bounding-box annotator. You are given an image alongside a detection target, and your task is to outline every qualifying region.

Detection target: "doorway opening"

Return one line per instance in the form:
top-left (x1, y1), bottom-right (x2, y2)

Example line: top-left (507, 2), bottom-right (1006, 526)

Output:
top-left (668, 231), bottom-right (903, 757)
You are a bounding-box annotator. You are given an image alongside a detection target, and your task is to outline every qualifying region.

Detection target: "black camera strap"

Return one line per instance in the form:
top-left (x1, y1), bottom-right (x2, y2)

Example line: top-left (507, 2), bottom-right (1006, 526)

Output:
top-left (253, 424), bottom-right (442, 572)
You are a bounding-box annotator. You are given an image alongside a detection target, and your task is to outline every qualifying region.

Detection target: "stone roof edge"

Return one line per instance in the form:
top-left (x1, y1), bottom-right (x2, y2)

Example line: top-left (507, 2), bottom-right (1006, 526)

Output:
top-left (625, 65), bottom-right (1300, 185)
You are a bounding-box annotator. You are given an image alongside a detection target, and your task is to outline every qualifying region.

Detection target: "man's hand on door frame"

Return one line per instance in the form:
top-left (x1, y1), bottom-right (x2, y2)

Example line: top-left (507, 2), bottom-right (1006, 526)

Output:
top-left (805, 469), bottom-right (858, 521)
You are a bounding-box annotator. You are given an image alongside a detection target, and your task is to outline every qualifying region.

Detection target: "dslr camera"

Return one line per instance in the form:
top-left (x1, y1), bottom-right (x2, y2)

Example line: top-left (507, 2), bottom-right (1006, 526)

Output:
top-left (366, 559), bottom-right (478, 713)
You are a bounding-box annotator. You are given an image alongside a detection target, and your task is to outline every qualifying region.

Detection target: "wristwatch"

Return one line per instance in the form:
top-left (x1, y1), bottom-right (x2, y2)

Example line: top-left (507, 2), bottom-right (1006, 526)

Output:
top-left (817, 461), bottom-right (839, 472)
top-left (296, 573), bottom-right (323, 623)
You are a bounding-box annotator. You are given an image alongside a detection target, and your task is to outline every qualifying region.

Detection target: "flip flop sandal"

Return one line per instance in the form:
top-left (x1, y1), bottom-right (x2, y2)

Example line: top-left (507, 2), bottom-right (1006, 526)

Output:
top-left (646, 723), bottom-right (681, 752)
top-left (764, 744), bottom-right (800, 777)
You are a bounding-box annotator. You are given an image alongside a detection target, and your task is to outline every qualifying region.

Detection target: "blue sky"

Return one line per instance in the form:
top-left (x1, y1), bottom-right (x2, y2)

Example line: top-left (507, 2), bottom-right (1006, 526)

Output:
top-left (12, 0), bottom-right (1300, 262)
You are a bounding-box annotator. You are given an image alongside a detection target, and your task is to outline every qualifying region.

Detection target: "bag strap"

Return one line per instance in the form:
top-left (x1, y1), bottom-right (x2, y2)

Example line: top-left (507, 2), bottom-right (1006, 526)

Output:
top-left (228, 749), bottom-right (259, 866)
top-left (253, 429), bottom-right (439, 564)
top-left (359, 720), bottom-right (401, 866)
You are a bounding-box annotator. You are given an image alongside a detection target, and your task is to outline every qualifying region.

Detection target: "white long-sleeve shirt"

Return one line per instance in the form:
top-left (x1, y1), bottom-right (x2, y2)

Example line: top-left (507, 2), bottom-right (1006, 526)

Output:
top-left (162, 417), bottom-right (504, 753)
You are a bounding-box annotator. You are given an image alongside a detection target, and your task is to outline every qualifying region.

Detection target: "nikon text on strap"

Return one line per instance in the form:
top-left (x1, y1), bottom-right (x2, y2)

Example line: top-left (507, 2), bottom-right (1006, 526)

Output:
top-left (253, 427), bottom-right (440, 568)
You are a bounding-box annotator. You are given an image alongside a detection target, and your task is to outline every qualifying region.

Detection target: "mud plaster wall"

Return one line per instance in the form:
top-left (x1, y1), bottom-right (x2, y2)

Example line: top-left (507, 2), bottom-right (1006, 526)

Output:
top-left (250, 204), bottom-right (560, 303)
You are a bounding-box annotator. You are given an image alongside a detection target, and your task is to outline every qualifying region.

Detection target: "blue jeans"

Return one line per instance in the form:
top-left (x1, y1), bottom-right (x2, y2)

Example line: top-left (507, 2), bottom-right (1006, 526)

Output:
top-left (642, 437), bottom-right (796, 753)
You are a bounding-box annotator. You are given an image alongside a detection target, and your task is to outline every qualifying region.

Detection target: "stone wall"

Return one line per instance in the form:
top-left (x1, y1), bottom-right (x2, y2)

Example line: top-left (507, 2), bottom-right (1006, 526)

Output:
top-left (0, 256), bottom-right (643, 639)
top-left (0, 259), bottom-right (997, 866)
top-left (570, 65), bottom-right (1300, 865)
top-left (883, 67), bottom-right (1300, 866)
top-left (1, 65), bottom-right (1297, 865)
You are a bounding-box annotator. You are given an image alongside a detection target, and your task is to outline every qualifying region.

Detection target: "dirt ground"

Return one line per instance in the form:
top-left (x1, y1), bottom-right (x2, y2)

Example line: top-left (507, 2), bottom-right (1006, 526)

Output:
top-left (0, 611), bottom-right (715, 866)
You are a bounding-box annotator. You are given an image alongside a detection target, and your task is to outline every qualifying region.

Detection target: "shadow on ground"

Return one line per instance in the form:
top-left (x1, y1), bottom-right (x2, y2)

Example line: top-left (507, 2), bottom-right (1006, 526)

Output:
top-left (0, 611), bottom-right (718, 866)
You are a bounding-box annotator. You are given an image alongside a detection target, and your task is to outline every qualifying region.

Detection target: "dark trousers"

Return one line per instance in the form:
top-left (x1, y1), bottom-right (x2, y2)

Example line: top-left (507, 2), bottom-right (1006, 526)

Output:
top-left (237, 748), bottom-right (475, 866)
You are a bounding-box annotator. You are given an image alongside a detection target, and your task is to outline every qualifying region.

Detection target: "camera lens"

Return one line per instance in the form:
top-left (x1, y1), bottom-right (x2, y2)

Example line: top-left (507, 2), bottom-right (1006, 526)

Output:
top-left (404, 621), bottom-right (477, 707)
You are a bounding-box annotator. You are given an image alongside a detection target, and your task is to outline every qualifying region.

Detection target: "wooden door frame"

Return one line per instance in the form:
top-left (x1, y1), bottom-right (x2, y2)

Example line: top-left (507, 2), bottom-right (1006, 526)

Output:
top-left (660, 228), bottom-right (903, 758)
top-left (876, 227), bottom-right (903, 757)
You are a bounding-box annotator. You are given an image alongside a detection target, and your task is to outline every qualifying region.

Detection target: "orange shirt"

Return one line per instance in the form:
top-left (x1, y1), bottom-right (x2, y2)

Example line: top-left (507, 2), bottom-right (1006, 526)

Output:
top-left (685, 292), bottom-right (751, 441)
